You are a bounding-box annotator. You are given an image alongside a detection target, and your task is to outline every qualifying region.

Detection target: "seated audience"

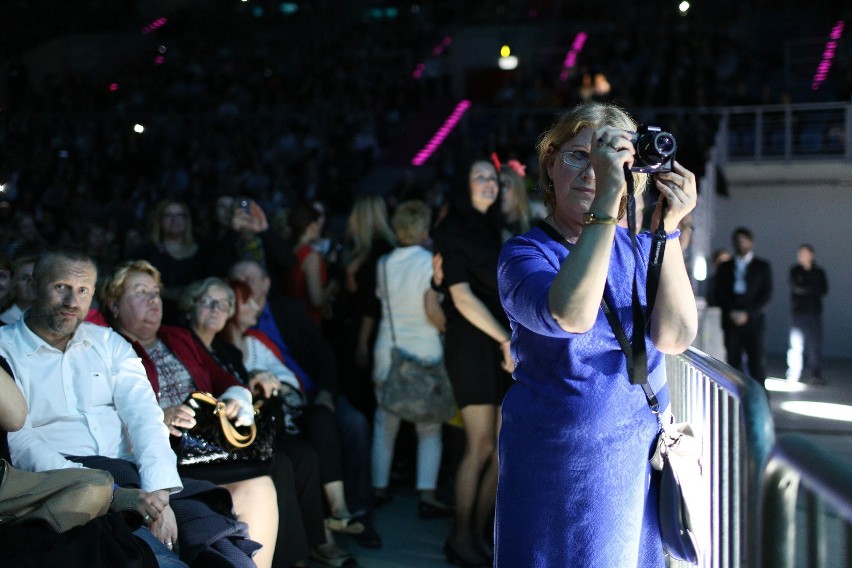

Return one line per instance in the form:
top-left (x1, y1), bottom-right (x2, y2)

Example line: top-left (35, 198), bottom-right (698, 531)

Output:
top-left (179, 276), bottom-right (357, 568)
top-left (0, 248), bottom-right (262, 567)
top-left (98, 259), bottom-right (278, 568)
top-left (229, 259), bottom-right (380, 549)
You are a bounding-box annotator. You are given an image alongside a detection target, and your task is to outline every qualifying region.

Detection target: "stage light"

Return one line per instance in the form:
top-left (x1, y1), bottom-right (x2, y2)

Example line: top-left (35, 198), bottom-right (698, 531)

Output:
top-left (780, 401), bottom-right (852, 422)
top-left (678, 1), bottom-right (690, 15)
top-left (693, 256), bottom-right (707, 281)
top-left (134, 124), bottom-right (145, 134)
top-left (498, 56), bottom-right (518, 70)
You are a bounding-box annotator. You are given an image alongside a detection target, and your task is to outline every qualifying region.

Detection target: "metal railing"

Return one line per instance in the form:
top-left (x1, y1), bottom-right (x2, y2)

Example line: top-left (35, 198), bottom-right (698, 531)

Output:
top-left (716, 102), bottom-right (852, 163)
top-left (666, 348), bottom-right (852, 567)
top-left (665, 347), bottom-right (776, 568)
top-left (763, 435), bottom-right (852, 568)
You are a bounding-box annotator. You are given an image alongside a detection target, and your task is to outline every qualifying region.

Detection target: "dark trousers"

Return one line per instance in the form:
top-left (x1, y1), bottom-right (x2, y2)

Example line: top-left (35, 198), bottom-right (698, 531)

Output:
top-left (271, 438), bottom-right (326, 564)
top-left (724, 315), bottom-right (767, 382)
top-left (334, 394), bottom-right (372, 515)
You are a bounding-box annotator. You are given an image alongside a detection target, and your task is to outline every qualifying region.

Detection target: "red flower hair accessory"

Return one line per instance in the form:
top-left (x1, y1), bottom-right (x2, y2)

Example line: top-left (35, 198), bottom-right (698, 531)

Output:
top-left (506, 159), bottom-right (526, 178)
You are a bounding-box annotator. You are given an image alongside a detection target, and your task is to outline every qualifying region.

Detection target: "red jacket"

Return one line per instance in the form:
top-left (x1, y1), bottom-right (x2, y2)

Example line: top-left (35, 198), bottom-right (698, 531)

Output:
top-left (123, 325), bottom-right (248, 400)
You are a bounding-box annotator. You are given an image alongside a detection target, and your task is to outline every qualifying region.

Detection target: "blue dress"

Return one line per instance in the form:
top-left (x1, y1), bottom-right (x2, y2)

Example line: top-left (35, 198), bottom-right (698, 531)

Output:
top-left (495, 223), bottom-right (668, 567)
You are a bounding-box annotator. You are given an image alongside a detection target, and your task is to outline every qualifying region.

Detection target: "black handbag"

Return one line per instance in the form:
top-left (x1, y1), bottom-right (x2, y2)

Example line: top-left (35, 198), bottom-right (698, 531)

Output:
top-left (378, 257), bottom-right (456, 424)
top-left (173, 391), bottom-right (278, 466)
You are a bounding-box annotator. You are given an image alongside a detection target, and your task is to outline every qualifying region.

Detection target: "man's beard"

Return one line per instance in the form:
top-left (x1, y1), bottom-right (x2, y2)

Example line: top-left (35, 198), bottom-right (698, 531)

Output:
top-left (43, 306), bottom-right (84, 336)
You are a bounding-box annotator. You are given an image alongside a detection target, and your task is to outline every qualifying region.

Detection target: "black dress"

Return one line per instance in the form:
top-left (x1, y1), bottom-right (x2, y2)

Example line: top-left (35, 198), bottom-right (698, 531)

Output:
top-left (433, 209), bottom-right (513, 407)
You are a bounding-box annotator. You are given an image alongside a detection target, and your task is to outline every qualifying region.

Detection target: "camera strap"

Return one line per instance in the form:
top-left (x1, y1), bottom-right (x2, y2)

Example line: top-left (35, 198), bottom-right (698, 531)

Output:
top-left (540, 165), bottom-right (668, 389)
top-left (620, 164), bottom-right (668, 385)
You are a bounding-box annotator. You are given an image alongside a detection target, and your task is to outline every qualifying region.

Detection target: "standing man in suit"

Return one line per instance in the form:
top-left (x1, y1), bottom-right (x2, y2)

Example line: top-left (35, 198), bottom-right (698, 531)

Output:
top-left (715, 227), bottom-right (773, 384)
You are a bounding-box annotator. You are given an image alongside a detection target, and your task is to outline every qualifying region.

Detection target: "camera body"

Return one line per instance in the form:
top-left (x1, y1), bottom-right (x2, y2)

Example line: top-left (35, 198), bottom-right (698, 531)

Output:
top-left (630, 125), bottom-right (676, 173)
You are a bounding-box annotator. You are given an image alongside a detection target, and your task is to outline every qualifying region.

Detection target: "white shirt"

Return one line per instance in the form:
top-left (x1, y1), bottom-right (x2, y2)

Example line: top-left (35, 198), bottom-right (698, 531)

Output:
top-left (241, 334), bottom-right (302, 391)
top-left (0, 319), bottom-right (182, 493)
top-left (733, 252), bottom-right (754, 295)
top-left (373, 246), bottom-right (443, 382)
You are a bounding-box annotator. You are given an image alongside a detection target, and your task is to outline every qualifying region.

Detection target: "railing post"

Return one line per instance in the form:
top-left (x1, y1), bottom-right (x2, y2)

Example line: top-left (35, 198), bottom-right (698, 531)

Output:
top-left (755, 109), bottom-right (763, 162)
top-left (784, 105), bottom-right (793, 160)
top-left (762, 459), bottom-right (800, 568)
top-left (845, 103), bottom-right (852, 160)
top-left (806, 493), bottom-right (826, 568)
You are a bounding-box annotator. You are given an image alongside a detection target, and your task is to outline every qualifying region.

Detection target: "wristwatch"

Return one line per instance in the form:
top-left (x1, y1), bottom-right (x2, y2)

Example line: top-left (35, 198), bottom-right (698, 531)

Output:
top-left (582, 212), bottom-right (617, 226)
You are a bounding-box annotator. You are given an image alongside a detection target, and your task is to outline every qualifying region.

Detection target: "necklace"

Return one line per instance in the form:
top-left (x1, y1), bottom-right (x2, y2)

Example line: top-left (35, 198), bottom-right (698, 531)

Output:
top-left (546, 215), bottom-right (579, 244)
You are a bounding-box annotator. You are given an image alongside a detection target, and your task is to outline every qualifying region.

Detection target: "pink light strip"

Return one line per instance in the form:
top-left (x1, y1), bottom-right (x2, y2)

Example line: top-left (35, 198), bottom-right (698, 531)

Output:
top-left (412, 36), bottom-right (452, 78)
top-left (559, 32), bottom-right (587, 81)
top-left (142, 17), bottom-right (168, 34)
top-left (411, 100), bottom-right (471, 166)
top-left (811, 21), bottom-right (844, 90)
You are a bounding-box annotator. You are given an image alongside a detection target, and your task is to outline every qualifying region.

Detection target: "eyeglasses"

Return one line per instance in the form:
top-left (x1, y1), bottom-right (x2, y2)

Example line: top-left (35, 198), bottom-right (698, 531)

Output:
top-left (471, 175), bottom-right (498, 184)
top-left (162, 212), bottom-right (188, 219)
top-left (196, 296), bottom-right (232, 313)
top-left (560, 150), bottom-right (591, 170)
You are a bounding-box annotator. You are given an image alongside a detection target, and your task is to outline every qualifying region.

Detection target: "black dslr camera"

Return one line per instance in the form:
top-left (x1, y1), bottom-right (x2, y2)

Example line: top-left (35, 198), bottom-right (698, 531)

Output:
top-left (630, 125), bottom-right (676, 173)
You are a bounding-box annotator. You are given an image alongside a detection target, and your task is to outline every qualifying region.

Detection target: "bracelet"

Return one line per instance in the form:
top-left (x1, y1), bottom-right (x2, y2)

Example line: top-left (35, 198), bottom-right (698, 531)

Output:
top-left (582, 212), bottom-right (618, 226)
top-left (665, 229), bottom-right (682, 240)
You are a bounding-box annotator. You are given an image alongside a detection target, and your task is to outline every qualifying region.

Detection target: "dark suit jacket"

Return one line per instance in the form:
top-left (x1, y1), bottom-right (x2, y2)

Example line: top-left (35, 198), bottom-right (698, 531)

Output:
top-left (714, 256), bottom-right (772, 326)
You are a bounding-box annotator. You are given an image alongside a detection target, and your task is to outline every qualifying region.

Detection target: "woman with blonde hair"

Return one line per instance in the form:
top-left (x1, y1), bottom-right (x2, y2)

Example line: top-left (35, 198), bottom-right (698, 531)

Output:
top-left (371, 200), bottom-right (451, 517)
top-left (495, 101), bottom-right (697, 566)
top-left (337, 193), bottom-right (396, 414)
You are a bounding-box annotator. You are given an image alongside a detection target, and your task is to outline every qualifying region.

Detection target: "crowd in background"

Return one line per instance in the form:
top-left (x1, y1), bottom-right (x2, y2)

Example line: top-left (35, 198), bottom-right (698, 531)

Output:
top-left (0, 0), bottom-right (848, 565)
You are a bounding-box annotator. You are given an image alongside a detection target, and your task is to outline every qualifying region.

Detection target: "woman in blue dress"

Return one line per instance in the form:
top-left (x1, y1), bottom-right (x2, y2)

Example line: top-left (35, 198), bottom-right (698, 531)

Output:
top-left (495, 102), bottom-right (698, 567)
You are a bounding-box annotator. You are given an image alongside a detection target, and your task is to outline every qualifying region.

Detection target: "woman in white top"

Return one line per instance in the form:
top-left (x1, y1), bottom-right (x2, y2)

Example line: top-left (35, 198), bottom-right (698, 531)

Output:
top-left (372, 200), bottom-right (452, 517)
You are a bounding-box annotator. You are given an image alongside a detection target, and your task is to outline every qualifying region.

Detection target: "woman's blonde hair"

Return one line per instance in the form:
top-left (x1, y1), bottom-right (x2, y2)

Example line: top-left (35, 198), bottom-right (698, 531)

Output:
top-left (179, 277), bottom-right (236, 320)
top-left (537, 102), bottom-right (646, 213)
top-left (345, 194), bottom-right (396, 259)
top-left (99, 259), bottom-right (161, 325)
top-left (149, 199), bottom-right (195, 247)
top-left (391, 200), bottom-right (432, 246)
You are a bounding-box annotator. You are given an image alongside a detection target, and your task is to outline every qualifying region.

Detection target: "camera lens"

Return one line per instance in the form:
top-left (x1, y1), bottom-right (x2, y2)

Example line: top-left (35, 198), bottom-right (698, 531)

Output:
top-left (655, 134), bottom-right (675, 157)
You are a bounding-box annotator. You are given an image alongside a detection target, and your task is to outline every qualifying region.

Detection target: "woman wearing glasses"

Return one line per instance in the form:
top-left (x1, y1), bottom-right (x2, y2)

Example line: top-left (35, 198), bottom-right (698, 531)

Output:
top-left (495, 102), bottom-right (698, 566)
top-left (433, 160), bottom-right (515, 566)
top-left (180, 276), bottom-right (362, 568)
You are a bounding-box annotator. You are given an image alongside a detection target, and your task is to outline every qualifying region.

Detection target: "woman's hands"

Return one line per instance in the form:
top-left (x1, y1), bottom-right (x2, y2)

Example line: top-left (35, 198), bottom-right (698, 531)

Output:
top-left (588, 127), bottom-right (636, 213)
top-left (499, 340), bottom-right (515, 374)
top-left (653, 161), bottom-right (697, 230)
top-left (249, 370), bottom-right (290, 399)
top-left (163, 404), bottom-right (196, 437)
